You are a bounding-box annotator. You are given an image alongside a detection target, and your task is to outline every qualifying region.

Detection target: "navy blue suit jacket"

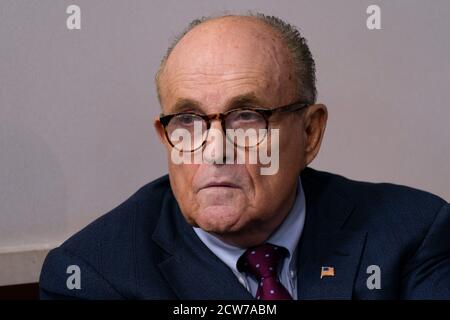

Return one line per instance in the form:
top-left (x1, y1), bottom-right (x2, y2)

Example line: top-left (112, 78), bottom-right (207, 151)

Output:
top-left (39, 167), bottom-right (450, 299)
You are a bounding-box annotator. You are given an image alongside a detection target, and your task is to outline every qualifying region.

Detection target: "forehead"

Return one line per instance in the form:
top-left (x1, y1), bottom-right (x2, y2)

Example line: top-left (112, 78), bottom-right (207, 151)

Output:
top-left (159, 17), bottom-right (296, 113)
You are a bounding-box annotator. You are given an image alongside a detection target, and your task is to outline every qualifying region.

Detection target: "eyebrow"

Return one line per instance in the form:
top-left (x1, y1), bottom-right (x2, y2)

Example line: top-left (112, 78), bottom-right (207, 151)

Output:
top-left (227, 93), bottom-right (267, 110)
top-left (170, 98), bottom-right (200, 114)
top-left (169, 92), bottom-right (268, 115)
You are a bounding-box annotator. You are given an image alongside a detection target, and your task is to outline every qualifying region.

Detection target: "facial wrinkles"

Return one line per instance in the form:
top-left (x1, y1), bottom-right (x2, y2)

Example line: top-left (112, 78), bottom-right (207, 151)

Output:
top-left (173, 69), bottom-right (266, 85)
top-left (168, 77), bottom-right (271, 107)
top-left (163, 68), bottom-right (285, 112)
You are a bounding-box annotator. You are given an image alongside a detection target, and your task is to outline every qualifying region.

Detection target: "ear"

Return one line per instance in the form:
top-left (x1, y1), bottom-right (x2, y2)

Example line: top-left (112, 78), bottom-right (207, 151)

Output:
top-left (302, 103), bottom-right (328, 166)
top-left (154, 117), bottom-right (167, 145)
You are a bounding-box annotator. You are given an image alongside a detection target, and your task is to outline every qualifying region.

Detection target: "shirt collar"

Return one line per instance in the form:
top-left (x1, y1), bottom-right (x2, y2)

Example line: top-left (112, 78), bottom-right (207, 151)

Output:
top-left (193, 177), bottom-right (306, 274)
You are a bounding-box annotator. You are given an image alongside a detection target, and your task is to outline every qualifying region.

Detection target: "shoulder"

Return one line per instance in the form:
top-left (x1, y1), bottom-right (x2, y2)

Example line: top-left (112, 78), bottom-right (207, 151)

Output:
top-left (305, 167), bottom-right (446, 209)
top-left (303, 167), bottom-right (448, 237)
top-left (39, 175), bottom-right (172, 299)
top-left (55, 174), bottom-right (171, 260)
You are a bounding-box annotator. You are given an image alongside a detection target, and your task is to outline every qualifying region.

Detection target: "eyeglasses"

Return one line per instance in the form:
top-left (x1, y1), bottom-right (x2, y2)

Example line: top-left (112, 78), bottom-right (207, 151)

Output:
top-left (159, 100), bottom-right (310, 152)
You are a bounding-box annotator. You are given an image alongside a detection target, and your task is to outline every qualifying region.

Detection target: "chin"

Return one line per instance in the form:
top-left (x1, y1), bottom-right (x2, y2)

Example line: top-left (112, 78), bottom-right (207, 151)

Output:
top-left (195, 205), bottom-right (245, 234)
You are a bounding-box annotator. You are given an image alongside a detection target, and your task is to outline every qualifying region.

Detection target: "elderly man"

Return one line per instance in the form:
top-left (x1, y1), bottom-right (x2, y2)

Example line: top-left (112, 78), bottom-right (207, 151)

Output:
top-left (40, 13), bottom-right (450, 300)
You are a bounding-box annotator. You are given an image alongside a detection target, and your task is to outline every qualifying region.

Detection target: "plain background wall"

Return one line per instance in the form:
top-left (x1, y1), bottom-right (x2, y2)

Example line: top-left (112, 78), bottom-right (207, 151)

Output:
top-left (1, 0), bottom-right (449, 254)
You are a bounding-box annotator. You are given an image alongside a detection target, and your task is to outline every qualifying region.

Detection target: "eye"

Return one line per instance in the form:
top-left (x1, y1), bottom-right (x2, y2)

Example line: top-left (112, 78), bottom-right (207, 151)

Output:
top-left (175, 114), bottom-right (198, 126)
top-left (233, 111), bottom-right (261, 122)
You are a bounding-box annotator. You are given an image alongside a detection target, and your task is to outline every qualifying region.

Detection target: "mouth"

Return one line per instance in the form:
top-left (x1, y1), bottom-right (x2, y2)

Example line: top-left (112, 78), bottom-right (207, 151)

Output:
top-left (199, 182), bottom-right (240, 190)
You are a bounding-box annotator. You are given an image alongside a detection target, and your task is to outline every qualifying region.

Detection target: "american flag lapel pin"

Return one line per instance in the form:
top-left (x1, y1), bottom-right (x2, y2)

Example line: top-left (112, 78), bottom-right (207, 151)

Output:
top-left (320, 266), bottom-right (335, 279)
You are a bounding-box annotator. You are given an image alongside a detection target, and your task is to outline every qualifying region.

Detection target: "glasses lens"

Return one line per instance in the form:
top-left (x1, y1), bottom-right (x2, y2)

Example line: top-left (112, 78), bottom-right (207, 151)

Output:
top-left (167, 114), bottom-right (207, 151)
top-left (225, 110), bottom-right (267, 147)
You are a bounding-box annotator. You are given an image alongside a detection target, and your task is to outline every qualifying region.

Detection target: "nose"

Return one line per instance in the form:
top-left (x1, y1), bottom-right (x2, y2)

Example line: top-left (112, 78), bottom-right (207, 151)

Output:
top-left (202, 119), bottom-right (230, 164)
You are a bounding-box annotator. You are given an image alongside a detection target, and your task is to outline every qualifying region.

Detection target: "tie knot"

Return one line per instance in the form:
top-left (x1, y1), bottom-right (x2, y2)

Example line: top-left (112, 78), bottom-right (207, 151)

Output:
top-left (238, 243), bottom-right (287, 279)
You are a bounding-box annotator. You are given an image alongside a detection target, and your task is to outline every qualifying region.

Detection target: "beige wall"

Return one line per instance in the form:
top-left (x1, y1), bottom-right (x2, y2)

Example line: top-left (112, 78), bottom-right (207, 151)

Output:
top-left (0, 0), bottom-right (449, 284)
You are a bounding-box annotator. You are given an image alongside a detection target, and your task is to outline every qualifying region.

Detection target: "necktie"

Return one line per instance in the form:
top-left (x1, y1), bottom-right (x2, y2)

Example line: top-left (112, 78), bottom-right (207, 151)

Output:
top-left (237, 243), bottom-right (293, 300)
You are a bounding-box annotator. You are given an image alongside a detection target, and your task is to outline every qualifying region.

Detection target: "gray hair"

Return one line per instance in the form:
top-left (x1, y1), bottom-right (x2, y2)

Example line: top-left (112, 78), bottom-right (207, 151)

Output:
top-left (155, 12), bottom-right (317, 105)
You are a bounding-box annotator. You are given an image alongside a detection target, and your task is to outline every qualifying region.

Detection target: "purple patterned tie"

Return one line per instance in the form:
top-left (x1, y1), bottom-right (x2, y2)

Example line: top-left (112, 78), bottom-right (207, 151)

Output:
top-left (237, 243), bottom-right (293, 300)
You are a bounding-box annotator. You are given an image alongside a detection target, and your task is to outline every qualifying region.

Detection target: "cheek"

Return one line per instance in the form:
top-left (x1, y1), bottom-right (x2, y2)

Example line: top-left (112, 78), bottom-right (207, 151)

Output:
top-left (168, 163), bottom-right (199, 207)
top-left (248, 123), bottom-right (304, 203)
top-left (166, 144), bottom-right (201, 183)
top-left (278, 120), bottom-right (305, 168)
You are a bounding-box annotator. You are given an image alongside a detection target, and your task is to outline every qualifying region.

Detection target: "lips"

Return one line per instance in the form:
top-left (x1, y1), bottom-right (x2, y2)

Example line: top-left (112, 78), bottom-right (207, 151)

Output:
top-left (199, 181), bottom-right (240, 190)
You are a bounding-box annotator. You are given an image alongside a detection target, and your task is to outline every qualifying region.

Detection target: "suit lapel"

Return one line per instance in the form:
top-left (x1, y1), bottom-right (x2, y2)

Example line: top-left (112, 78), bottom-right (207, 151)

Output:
top-left (152, 192), bottom-right (253, 300)
top-left (157, 248), bottom-right (253, 300)
top-left (297, 230), bottom-right (367, 299)
top-left (297, 168), bottom-right (367, 299)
